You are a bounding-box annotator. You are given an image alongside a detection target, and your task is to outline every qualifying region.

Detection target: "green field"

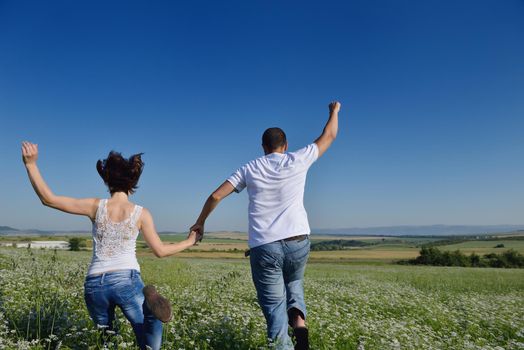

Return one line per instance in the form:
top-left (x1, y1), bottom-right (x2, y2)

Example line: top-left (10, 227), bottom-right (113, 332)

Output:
top-left (438, 240), bottom-right (524, 255)
top-left (0, 247), bottom-right (523, 349)
top-left (3, 233), bottom-right (523, 264)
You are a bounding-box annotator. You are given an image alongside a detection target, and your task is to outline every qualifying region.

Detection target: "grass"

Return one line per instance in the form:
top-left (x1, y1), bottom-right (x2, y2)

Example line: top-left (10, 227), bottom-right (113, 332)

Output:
top-left (0, 247), bottom-right (523, 349)
top-left (309, 248), bottom-right (420, 261)
top-left (439, 240), bottom-right (524, 255)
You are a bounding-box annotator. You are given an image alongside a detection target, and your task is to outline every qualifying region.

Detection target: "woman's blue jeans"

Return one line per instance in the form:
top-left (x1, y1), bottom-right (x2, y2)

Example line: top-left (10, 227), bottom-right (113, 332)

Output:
top-left (84, 269), bottom-right (162, 350)
top-left (250, 236), bottom-right (310, 350)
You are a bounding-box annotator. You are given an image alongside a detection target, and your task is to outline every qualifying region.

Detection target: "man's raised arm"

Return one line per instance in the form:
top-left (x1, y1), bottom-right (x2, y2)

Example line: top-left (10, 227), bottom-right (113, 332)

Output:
top-left (314, 101), bottom-right (341, 158)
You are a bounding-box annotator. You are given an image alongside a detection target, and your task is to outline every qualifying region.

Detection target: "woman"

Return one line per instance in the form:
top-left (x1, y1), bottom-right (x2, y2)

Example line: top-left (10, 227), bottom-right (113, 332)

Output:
top-left (21, 141), bottom-right (200, 350)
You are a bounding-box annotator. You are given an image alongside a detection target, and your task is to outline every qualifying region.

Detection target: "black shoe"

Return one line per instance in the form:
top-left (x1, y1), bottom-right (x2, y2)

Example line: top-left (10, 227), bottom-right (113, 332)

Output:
top-left (293, 327), bottom-right (309, 350)
top-left (143, 285), bottom-right (173, 323)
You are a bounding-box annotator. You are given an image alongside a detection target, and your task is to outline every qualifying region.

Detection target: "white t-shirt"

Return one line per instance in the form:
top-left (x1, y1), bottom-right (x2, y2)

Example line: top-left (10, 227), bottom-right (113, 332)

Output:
top-left (227, 143), bottom-right (319, 248)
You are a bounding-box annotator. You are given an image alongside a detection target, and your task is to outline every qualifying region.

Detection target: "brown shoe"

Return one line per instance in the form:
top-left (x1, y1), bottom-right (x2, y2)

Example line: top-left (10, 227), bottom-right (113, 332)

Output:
top-left (143, 285), bottom-right (173, 323)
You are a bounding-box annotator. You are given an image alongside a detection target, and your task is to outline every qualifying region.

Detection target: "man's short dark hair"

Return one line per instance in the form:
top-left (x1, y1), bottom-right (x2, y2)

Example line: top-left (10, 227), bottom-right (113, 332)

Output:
top-left (262, 127), bottom-right (287, 152)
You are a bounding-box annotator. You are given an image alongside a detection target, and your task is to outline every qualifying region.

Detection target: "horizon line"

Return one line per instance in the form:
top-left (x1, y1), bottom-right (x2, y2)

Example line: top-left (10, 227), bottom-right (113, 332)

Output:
top-left (3, 223), bottom-right (524, 233)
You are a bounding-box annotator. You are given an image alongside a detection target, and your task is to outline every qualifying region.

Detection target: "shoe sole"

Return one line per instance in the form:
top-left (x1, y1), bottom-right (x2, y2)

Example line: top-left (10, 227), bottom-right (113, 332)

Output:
top-left (293, 327), bottom-right (309, 350)
top-left (143, 285), bottom-right (173, 323)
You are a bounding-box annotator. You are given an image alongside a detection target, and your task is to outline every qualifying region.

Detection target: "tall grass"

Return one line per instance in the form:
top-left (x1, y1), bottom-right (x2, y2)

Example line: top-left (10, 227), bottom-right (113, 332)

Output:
top-left (0, 249), bottom-right (523, 349)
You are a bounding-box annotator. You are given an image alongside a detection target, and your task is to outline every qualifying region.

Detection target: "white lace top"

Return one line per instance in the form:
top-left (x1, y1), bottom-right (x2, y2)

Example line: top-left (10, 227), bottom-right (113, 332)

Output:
top-left (87, 199), bottom-right (142, 276)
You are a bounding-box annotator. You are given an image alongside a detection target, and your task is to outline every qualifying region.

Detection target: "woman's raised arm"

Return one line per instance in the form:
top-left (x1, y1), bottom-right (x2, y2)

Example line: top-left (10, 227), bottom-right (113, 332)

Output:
top-left (22, 142), bottom-right (99, 219)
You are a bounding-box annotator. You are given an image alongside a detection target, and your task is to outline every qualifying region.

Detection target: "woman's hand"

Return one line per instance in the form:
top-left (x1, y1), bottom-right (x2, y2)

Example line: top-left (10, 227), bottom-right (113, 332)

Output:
top-left (21, 141), bottom-right (98, 219)
top-left (187, 230), bottom-right (203, 246)
top-left (22, 141), bottom-right (39, 165)
top-left (190, 223), bottom-right (204, 242)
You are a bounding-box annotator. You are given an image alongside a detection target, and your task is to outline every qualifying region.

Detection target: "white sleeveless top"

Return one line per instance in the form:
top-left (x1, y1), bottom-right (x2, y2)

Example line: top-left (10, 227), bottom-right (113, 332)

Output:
top-left (87, 199), bottom-right (142, 276)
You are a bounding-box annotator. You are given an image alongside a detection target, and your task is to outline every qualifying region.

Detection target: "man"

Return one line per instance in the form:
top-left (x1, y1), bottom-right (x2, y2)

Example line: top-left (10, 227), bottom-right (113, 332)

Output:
top-left (191, 101), bottom-right (340, 350)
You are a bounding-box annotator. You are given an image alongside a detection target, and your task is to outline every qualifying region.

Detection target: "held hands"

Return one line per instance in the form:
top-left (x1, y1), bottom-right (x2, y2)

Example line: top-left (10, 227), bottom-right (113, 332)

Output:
top-left (329, 101), bottom-right (341, 115)
top-left (190, 223), bottom-right (204, 243)
top-left (187, 229), bottom-right (203, 246)
top-left (22, 142), bottom-right (39, 165)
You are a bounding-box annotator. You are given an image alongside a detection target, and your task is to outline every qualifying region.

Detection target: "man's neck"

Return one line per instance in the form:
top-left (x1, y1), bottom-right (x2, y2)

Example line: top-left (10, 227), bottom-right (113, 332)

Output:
top-left (264, 147), bottom-right (287, 155)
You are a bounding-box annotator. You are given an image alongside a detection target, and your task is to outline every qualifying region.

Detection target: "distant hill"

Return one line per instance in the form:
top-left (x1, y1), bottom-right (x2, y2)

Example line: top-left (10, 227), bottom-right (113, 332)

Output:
top-left (0, 226), bottom-right (19, 232)
top-left (0, 226), bottom-right (90, 236)
top-left (0, 226), bottom-right (20, 234)
top-left (313, 225), bottom-right (524, 236)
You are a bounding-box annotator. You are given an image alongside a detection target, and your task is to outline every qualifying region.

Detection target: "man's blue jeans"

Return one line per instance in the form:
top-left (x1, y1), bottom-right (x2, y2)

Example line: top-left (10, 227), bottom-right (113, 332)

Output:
top-left (84, 269), bottom-right (162, 350)
top-left (250, 236), bottom-right (310, 350)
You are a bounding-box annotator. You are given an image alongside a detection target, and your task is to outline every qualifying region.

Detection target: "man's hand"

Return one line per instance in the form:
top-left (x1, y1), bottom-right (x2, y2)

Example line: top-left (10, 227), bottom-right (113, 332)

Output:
top-left (22, 142), bottom-right (39, 165)
top-left (191, 181), bottom-right (235, 244)
top-left (190, 223), bottom-right (204, 242)
top-left (187, 230), bottom-right (202, 246)
top-left (329, 101), bottom-right (341, 115)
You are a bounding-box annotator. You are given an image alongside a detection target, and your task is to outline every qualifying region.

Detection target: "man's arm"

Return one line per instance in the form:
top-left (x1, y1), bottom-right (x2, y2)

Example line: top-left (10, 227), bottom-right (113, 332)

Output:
top-left (190, 181), bottom-right (236, 238)
top-left (314, 101), bottom-right (341, 158)
top-left (22, 142), bottom-right (99, 219)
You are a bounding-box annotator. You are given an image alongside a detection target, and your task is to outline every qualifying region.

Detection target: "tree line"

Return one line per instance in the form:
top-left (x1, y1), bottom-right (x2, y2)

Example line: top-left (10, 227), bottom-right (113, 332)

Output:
top-left (310, 239), bottom-right (374, 251)
top-left (401, 247), bottom-right (524, 268)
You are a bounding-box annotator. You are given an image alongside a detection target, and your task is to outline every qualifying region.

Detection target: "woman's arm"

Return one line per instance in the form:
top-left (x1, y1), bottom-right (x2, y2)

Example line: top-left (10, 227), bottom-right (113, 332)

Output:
top-left (139, 208), bottom-right (201, 258)
top-left (22, 142), bottom-right (99, 219)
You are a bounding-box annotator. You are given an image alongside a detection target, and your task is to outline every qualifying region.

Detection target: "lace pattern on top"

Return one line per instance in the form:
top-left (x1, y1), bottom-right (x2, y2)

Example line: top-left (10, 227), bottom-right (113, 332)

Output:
top-left (92, 199), bottom-right (142, 260)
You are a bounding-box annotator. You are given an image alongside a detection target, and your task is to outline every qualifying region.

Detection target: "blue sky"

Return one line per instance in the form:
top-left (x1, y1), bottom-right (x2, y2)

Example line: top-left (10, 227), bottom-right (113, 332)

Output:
top-left (0, 0), bottom-right (523, 232)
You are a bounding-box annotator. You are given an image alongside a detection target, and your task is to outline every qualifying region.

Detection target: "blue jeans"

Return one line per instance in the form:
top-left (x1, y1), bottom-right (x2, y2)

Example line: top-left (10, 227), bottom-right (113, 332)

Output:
top-left (84, 270), bottom-right (162, 350)
top-left (250, 236), bottom-right (310, 350)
